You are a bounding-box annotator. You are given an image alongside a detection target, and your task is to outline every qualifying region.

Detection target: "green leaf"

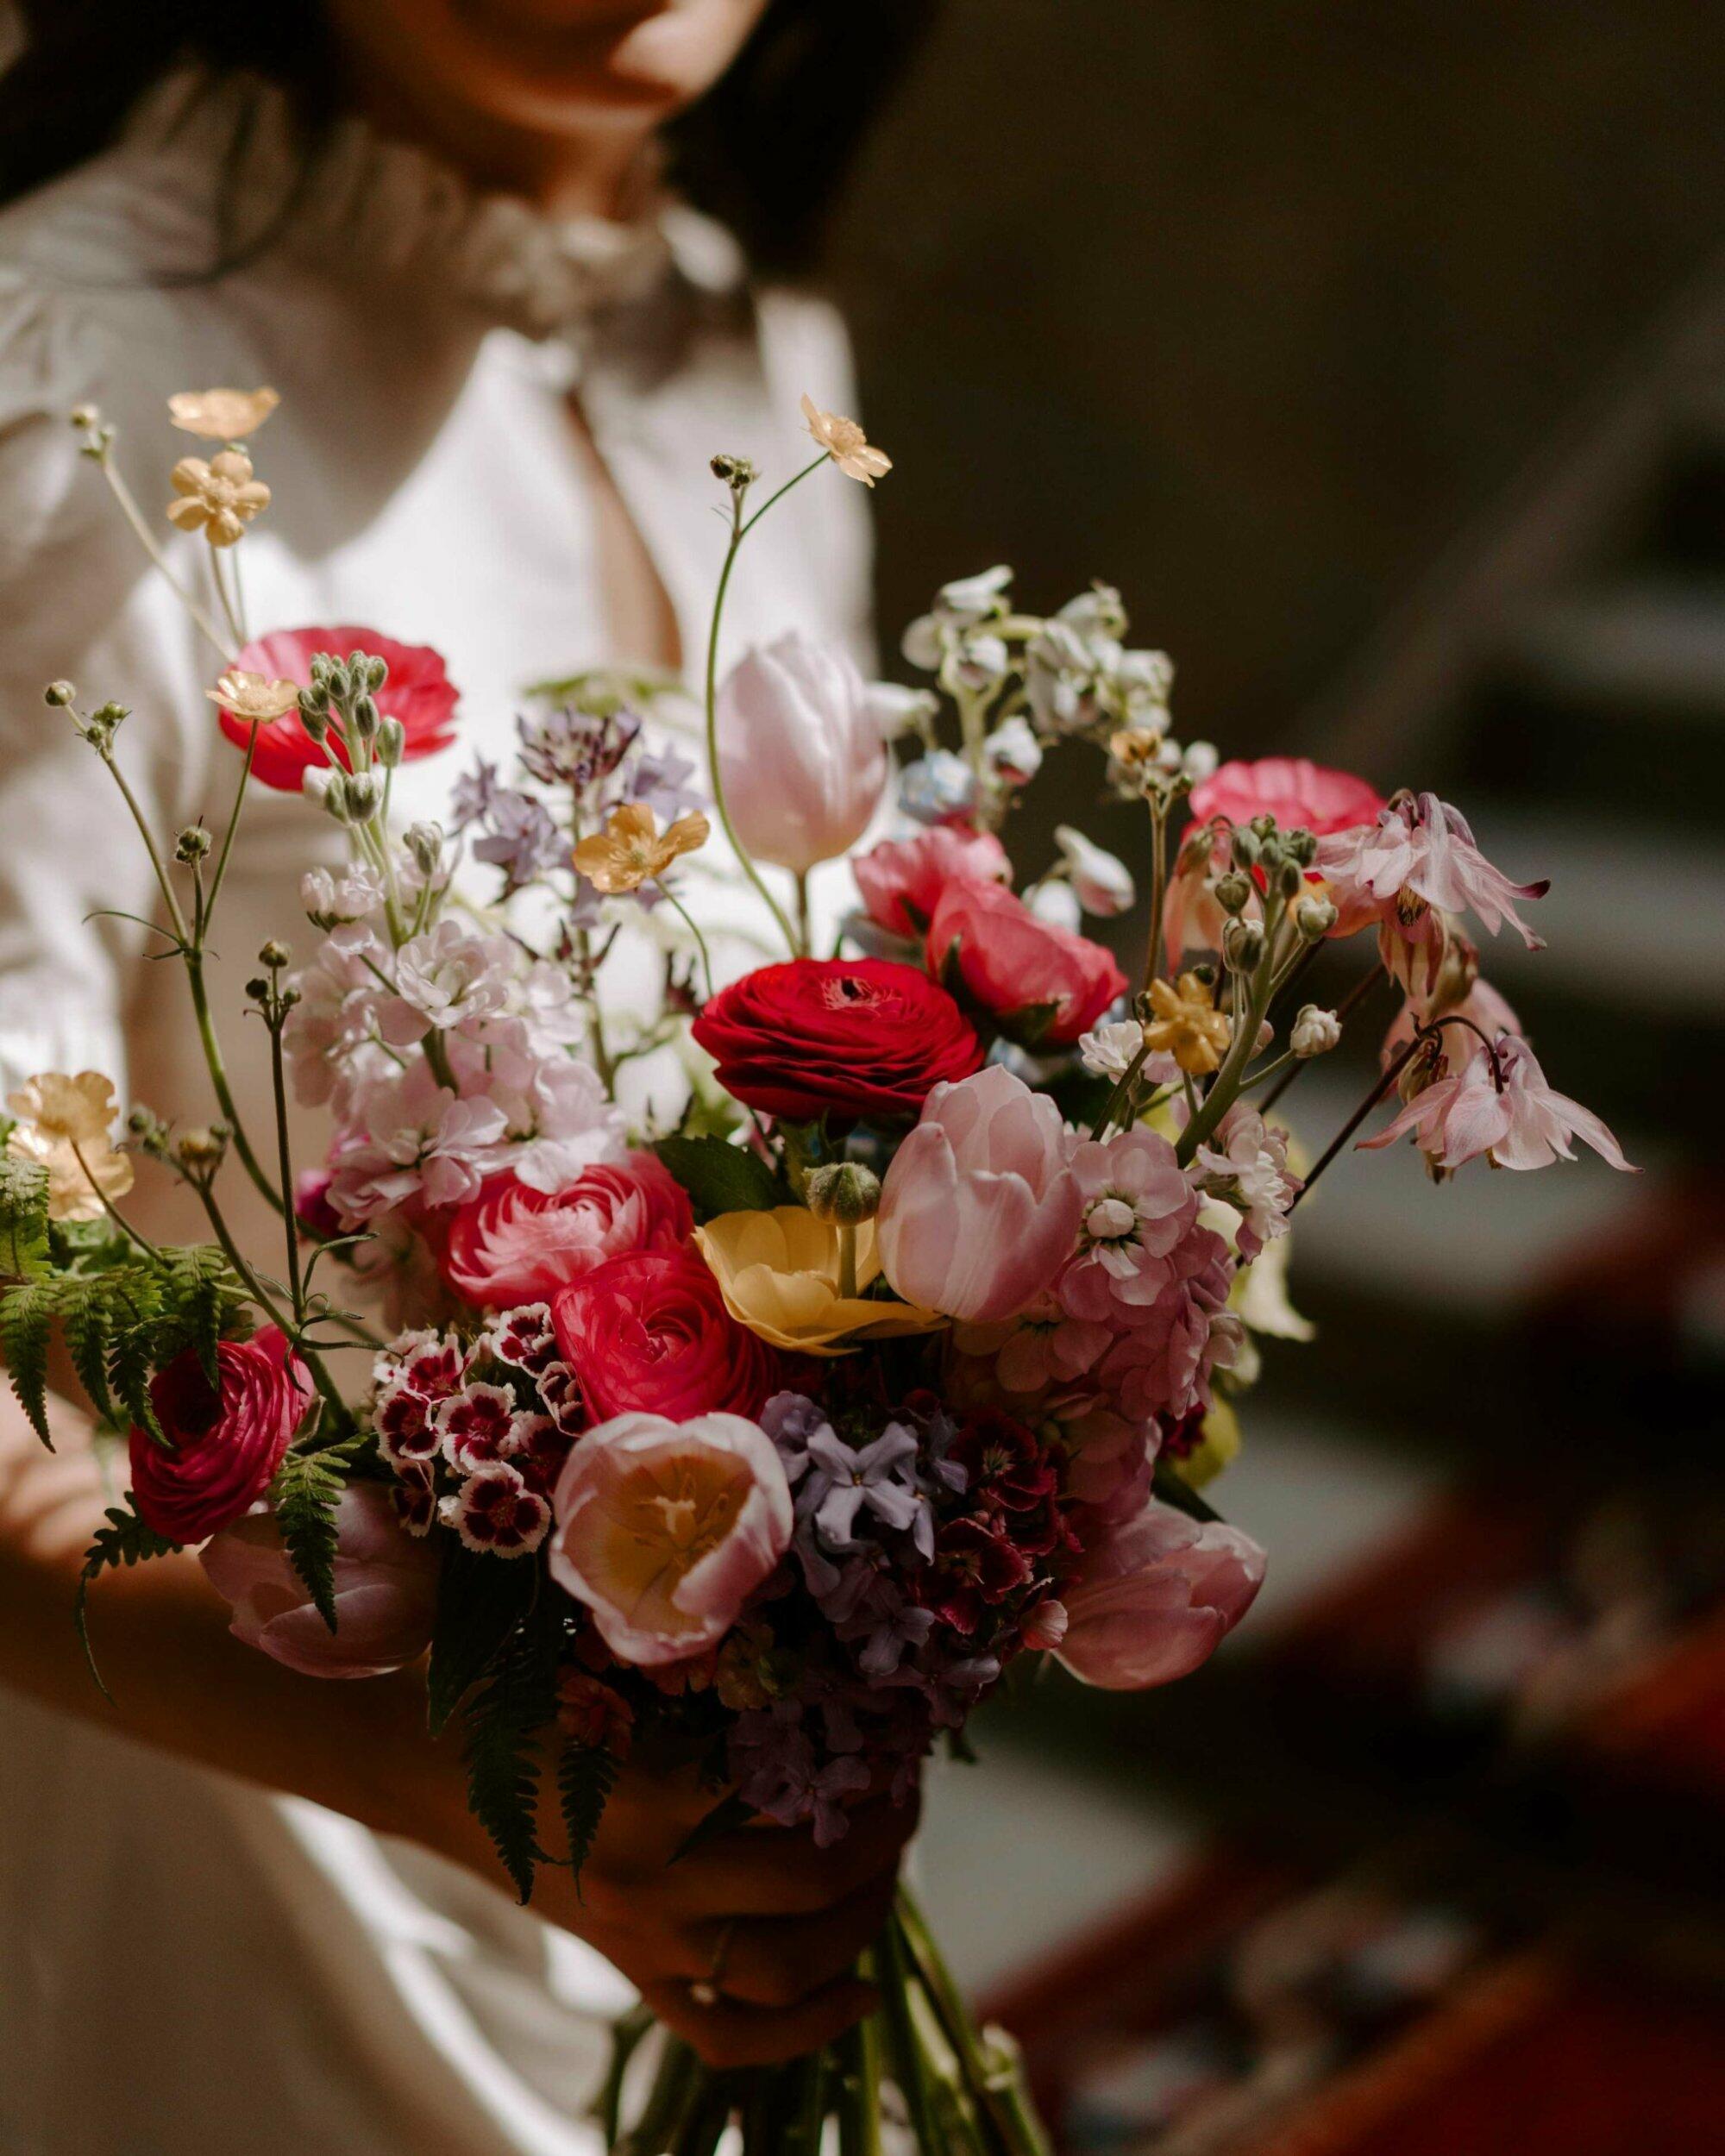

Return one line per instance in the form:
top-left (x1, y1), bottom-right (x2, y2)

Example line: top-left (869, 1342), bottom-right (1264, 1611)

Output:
top-left (426, 1540), bottom-right (539, 1738)
top-left (268, 1439), bottom-right (359, 1632)
top-left (654, 1133), bottom-right (783, 1222)
top-left (107, 1318), bottom-right (164, 1444)
top-left (0, 1155), bottom-right (50, 1282)
top-left (556, 1742), bottom-right (618, 1891)
top-left (76, 1501), bottom-right (180, 1700)
top-left (58, 1278), bottom-right (116, 1424)
top-left (1151, 1460), bottom-right (1222, 1525)
top-left (0, 1277), bottom-right (60, 1445)
top-left (995, 998), bottom-right (1064, 1051)
top-left (461, 1620), bottom-right (555, 1903)
top-left (668, 1789), bottom-right (756, 1865)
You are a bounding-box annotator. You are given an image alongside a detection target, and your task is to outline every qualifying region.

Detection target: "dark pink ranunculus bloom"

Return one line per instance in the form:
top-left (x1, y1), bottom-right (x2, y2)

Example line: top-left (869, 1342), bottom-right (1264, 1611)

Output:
top-left (439, 1153), bottom-right (693, 1309)
top-left (852, 825), bottom-right (1012, 937)
top-left (1188, 755), bottom-right (1384, 839)
top-left (926, 877), bottom-right (1126, 1046)
top-left (129, 1326), bottom-right (312, 1545)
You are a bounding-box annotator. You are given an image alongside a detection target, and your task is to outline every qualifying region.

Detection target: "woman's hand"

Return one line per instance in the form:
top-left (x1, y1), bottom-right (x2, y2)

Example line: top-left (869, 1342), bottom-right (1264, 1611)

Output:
top-left (0, 1391), bottom-right (914, 2068)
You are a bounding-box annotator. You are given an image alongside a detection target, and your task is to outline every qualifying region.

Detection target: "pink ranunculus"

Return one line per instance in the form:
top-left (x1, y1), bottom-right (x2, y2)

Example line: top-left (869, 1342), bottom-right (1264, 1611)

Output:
top-left (1358, 1033), bottom-right (1635, 1176)
top-left (717, 631), bottom-right (888, 874)
top-left (551, 1248), bottom-right (783, 1423)
top-left (927, 876), bottom-right (1126, 1046)
top-left (853, 826), bottom-right (1013, 937)
top-left (1188, 756), bottom-right (1385, 839)
top-left (129, 1326), bottom-right (313, 1545)
top-left (220, 625), bottom-right (459, 790)
top-left (876, 1064), bottom-right (1082, 1324)
top-left (1057, 1498), bottom-right (1265, 1689)
top-left (549, 1410), bottom-right (794, 1665)
top-left (439, 1153), bottom-right (693, 1309)
top-left (199, 1481), bottom-right (438, 1677)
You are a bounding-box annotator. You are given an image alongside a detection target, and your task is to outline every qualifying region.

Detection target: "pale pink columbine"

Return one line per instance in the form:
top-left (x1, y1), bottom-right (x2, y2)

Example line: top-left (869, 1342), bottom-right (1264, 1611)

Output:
top-left (876, 1064), bottom-right (1082, 1324)
top-left (1318, 793), bottom-right (1549, 948)
top-left (1359, 1033), bottom-right (1634, 1176)
top-left (1057, 1497), bottom-right (1266, 1690)
top-left (1380, 974), bottom-right (1521, 1075)
top-left (1060, 1125), bottom-right (1201, 1321)
top-left (324, 1061), bottom-right (511, 1221)
top-left (199, 1483), bottom-right (438, 1679)
top-left (549, 1411), bottom-right (794, 1666)
top-left (378, 919), bottom-right (514, 1043)
top-left (718, 631), bottom-right (888, 874)
top-left (1193, 1104), bottom-right (1301, 1258)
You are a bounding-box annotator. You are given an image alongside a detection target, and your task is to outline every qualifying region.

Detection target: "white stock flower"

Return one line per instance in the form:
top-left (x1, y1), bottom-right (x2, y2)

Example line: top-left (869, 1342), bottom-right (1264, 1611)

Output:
top-left (984, 716), bottom-right (1043, 786)
top-left (1055, 825), bottom-right (1135, 916)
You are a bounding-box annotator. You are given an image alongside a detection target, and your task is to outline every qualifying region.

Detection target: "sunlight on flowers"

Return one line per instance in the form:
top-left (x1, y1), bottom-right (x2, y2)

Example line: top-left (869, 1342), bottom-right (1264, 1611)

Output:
top-left (694, 1206), bottom-right (944, 1355)
top-left (800, 392), bottom-right (893, 486)
top-left (5, 1070), bottom-right (134, 1221)
top-left (166, 448), bottom-right (271, 546)
top-left (572, 800), bottom-right (710, 894)
top-left (204, 668), bottom-right (302, 721)
top-left (167, 385), bottom-right (280, 440)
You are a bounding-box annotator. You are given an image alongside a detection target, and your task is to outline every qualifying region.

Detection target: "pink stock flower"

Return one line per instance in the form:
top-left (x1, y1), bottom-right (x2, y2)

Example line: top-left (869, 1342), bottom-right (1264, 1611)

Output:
top-left (1317, 793), bottom-right (1549, 948)
top-left (876, 1065), bottom-right (1082, 1323)
top-left (853, 825), bottom-right (1013, 937)
top-left (440, 1153), bottom-right (693, 1309)
top-left (1188, 756), bottom-right (1384, 839)
top-left (549, 1410), bottom-right (794, 1665)
top-left (953, 1292), bottom-right (1113, 1395)
top-left (377, 920), bottom-right (514, 1043)
top-left (717, 631), bottom-right (888, 874)
top-left (324, 1061), bottom-right (512, 1223)
top-left (1193, 1104), bottom-right (1301, 1258)
top-left (129, 1326), bottom-right (313, 1545)
top-left (1060, 1125), bottom-right (1201, 1321)
top-left (1359, 1034), bottom-right (1635, 1176)
top-left (1091, 1227), bottom-right (1242, 1426)
top-left (218, 625), bottom-right (458, 790)
top-left (927, 876), bottom-right (1126, 1046)
top-left (1057, 1498), bottom-right (1265, 1689)
top-left (199, 1482), bottom-right (438, 1677)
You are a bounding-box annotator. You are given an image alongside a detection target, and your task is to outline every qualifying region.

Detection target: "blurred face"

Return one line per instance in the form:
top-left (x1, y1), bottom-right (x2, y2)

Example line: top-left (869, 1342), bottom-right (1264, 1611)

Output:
top-left (325, 0), bottom-right (772, 179)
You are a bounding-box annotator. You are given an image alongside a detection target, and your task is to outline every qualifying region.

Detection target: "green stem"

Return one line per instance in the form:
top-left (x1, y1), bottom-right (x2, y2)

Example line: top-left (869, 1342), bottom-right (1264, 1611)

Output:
top-left (1090, 1040), bottom-right (1151, 1140)
top-left (188, 1175), bottom-right (348, 1430)
top-left (1175, 899), bottom-right (1285, 1165)
top-left (97, 749), bottom-right (189, 948)
top-left (837, 1221), bottom-right (858, 1301)
top-left (1260, 959), bottom-right (1386, 1115)
top-left (208, 538), bottom-right (245, 651)
top-left (68, 1139), bottom-right (162, 1265)
top-left (206, 719), bottom-right (258, 919)
top-left (876, 1921), bottom-right (953, 2156)
top-left (794, 869), bottom-right (812, 959)
top-left (703, 462), bottom-right (828, 958)
top-left (267, 1010), bottom-right (305, 1322)
top-left (185, 952), bottom-right (285, 1214)
top-left (663, 887), bottom-right (716, 1005)
top-left (97, 453), bottom-right (234, 662)
top-left (1142, 800), bottom-right (1170, 993)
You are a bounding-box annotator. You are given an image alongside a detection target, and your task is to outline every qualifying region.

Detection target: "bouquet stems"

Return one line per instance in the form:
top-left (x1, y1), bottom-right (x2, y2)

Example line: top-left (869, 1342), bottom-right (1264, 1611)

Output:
top-left (605, 1891), bottom-right (1051, 2156)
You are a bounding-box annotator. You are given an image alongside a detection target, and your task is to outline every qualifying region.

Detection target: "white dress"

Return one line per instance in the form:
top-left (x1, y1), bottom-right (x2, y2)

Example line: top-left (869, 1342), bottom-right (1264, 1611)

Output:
top-left (0, 64), bottom-right (872, 2156)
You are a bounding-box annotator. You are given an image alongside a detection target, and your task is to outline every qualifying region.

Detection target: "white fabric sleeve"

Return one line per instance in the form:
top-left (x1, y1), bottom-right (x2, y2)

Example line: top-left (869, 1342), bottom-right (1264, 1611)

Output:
top-left (0, 280), bottom-right (213, 1101)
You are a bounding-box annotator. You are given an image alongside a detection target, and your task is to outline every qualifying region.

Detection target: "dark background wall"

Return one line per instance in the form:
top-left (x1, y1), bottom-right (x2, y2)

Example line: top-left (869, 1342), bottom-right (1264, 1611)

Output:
top-left (824, 0), bottom-right (1725, 749)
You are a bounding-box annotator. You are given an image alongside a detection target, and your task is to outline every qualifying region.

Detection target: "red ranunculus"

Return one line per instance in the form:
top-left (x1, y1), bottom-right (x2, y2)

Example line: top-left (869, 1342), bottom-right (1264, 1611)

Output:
top-left (690, 958), bottom-right (982, 1125)
top-left (926, 877), bottom-right (1126, 1046)
top-left (440, 1153), bottom-right (693, 1309)
top-left (550, 1249), bottom-right (782, 1423)
top-left (1187, 756), bottom-right (1383, 839)
top-left (129, 1325), bottom-right (313, 1545)
top-left (219, 625), bottom-right (459, 790)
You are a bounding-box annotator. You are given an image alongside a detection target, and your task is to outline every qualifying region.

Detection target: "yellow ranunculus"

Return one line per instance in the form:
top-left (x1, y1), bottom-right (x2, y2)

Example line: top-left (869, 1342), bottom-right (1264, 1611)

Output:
top-left (1180, 1395), bottom-right (1241, 1489)
top-left (693, 1206), bottom-right (944, 1356)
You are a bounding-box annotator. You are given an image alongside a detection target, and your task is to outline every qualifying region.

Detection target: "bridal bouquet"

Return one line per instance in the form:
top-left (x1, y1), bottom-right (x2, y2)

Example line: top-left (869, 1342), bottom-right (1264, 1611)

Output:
top-left (2, 386), bottom-right (1632, 2156)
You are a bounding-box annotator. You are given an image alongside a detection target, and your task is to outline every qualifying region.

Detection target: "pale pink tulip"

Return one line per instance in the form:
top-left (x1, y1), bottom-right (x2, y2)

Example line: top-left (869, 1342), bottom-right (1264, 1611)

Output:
top-left (853, 825), bottom-right (1012, 936)
top-left (1057, 1499), bottom-right (1265, 1689)
top-left (718, 632), bottom-right (888, 874)
top-left (876, 1064), bottom-right (1082, 1323)
top-left (549, 1411), bottom-right (793, 1666)
top-left (199, 1482), bottom-right (438, 1679)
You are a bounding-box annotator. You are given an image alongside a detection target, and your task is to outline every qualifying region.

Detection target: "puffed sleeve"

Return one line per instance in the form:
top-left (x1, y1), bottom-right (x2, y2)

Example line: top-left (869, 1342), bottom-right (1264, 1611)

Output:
top-left (0, 277), bottom-right (215, 1100)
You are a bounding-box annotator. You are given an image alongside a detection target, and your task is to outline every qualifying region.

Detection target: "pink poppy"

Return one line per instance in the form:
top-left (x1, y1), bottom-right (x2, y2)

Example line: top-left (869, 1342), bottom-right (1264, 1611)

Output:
top-left (218, 625), bottom-right (459, 790)
top-left (1188, 756), bottom-right (1384, 838)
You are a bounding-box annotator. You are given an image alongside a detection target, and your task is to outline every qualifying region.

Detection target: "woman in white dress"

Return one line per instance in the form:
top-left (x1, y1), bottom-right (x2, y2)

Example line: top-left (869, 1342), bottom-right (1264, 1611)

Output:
top-left (0, 4), bottom-right (933, 2148)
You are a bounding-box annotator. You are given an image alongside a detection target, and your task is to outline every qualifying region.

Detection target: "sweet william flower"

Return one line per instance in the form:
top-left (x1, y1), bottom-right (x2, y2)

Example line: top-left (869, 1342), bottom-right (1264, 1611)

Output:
top-left (5, 1069), bottom-right (134, 1221)
top-left (166, 447), bottom-right (269, 545)
top-left (800, 392), bottom-right (892, 485)
top-left (168, 385), bottom-right (279, 439)
top-left (199, 1482), bottom-right (437, 1677)
top-left (549, 1410), bottom-right (794, 1664)
top-left (1057, 1498), bottom-right (1265, 1689)
top-left (218, 626), bottom-right (458, 789)
top-left (927, 878), bottom-right (1127, 1047)
top-left (876, 1065), bottom-right (1082, 1324)
top-left (852, 825), bottom-right (1012, 937)
top-left (717, 633), bottom-right (888, 874)
top-left (1359, 1033), bottom-right (1634, 1176)
top-left (129, 1326), bottom-right (313, 1545)
top-left (694, 1206), bottom-right (944, 1355)
top-left (572, 800), bottom-right (709, 893)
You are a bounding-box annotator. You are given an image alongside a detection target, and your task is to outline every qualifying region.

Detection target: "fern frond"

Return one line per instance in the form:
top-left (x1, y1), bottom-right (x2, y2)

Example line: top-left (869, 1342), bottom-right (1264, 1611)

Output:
top-left (461, 1621), bottom-right (555, 1903)
top-left (75, 1501), bottom-right (180, 1699)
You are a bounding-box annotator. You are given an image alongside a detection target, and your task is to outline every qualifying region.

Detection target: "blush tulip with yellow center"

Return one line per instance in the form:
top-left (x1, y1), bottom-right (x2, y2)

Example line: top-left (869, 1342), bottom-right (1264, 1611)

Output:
top-left (694, 1206), bottom-right (944, 1356)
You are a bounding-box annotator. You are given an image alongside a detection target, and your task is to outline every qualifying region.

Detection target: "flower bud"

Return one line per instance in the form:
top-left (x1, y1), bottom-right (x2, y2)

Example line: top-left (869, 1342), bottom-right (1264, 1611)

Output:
top-left (1275, 858), bottom-right (1305, 900)
top-left (324, 661), bottom-right (351, 701)
top-left (1176, 826), bottom-right (1215, 874)
top-left (364, 655), bottom-right (388, 692)
top-left (43, 680), bottom-right (76, 707)
top-left (1230, 826), bottom-right (1261, 868)
top-left (244, 976), bottom-right (271, 1003)
top-left (174, 825), bottom-right (213, 862)
top-left (350, 693), bottom-right (380, 742)
top-left (1283, 827), bottom-right (1318, 866)
top-left (1291, 1004), bottom-right (1341, 1058)
top-left (339, 772), bottom-right (381, 824)
top-left (258, 939), bottom-right (291, 969)
top-left (1214, 869), bottom-right (1252, 915)
top-left (404, 821), bottom-right (442, 878)
top-left (710, 452), bottom-right (757, 487)
top-left (1295, 895), bottom-right (1338, 939)
top-left (804, 1160), bottom-right (881, 1225)
top-left (69, 404), bottom-right (100, 429)
top-left (303, 767), bottom-right (341, 816)
top-left (1222, 918), bottom-right (1264, 973)
top-left (176, 1126), bottom-right (227, 1170)
top-left (1249, 813), bottom-right (1278, 842)
top-left (374, 716), bottom-right (406, 768)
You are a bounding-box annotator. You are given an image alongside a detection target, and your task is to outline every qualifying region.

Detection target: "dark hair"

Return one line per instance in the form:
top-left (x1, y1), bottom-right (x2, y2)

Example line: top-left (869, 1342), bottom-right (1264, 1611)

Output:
top-left (0, 1), bottom-right (937, 277)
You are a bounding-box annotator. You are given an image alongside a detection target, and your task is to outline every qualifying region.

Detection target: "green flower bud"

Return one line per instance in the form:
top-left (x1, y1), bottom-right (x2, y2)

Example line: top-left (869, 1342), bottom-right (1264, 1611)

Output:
top-left (804, 1161), bottom-right (881, 1225)
top-left (258, 939), bottom-right (292, 969)
top-left (173, 825), bottom-right (213, 863)
top-left (405, 821), bottom-right (443, 875)
top-left (351, 693), bottom-right (380, 740)
top-left (1222, 918), bottom-right (1265, 973)
top-left (375, 716), bottom-right (406, 768)
top-left (364, 655), bottom-right (388, 692)
top-left (1283, 827), bottom-right (1317, 866)
top-left (1214, 869), bottom-right (1252, 915)
top-left (1295, 895), bottom-right (1338, 939)
top-left (1276, 858), bottom-right (1304, 899)
top-left (43, 680), bottom-right (76, 707)
top-left (1230, 827), bottom-right (1261, 868)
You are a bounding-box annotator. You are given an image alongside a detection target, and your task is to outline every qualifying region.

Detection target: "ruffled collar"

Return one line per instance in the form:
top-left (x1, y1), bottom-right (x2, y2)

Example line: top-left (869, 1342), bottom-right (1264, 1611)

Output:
top-left (118, 63), bottom-right (749, 343)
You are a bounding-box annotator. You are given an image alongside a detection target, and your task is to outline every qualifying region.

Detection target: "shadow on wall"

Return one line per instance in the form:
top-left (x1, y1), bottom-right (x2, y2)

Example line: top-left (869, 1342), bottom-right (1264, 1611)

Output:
top-left (824, 0), bottom-right (1725, 751)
